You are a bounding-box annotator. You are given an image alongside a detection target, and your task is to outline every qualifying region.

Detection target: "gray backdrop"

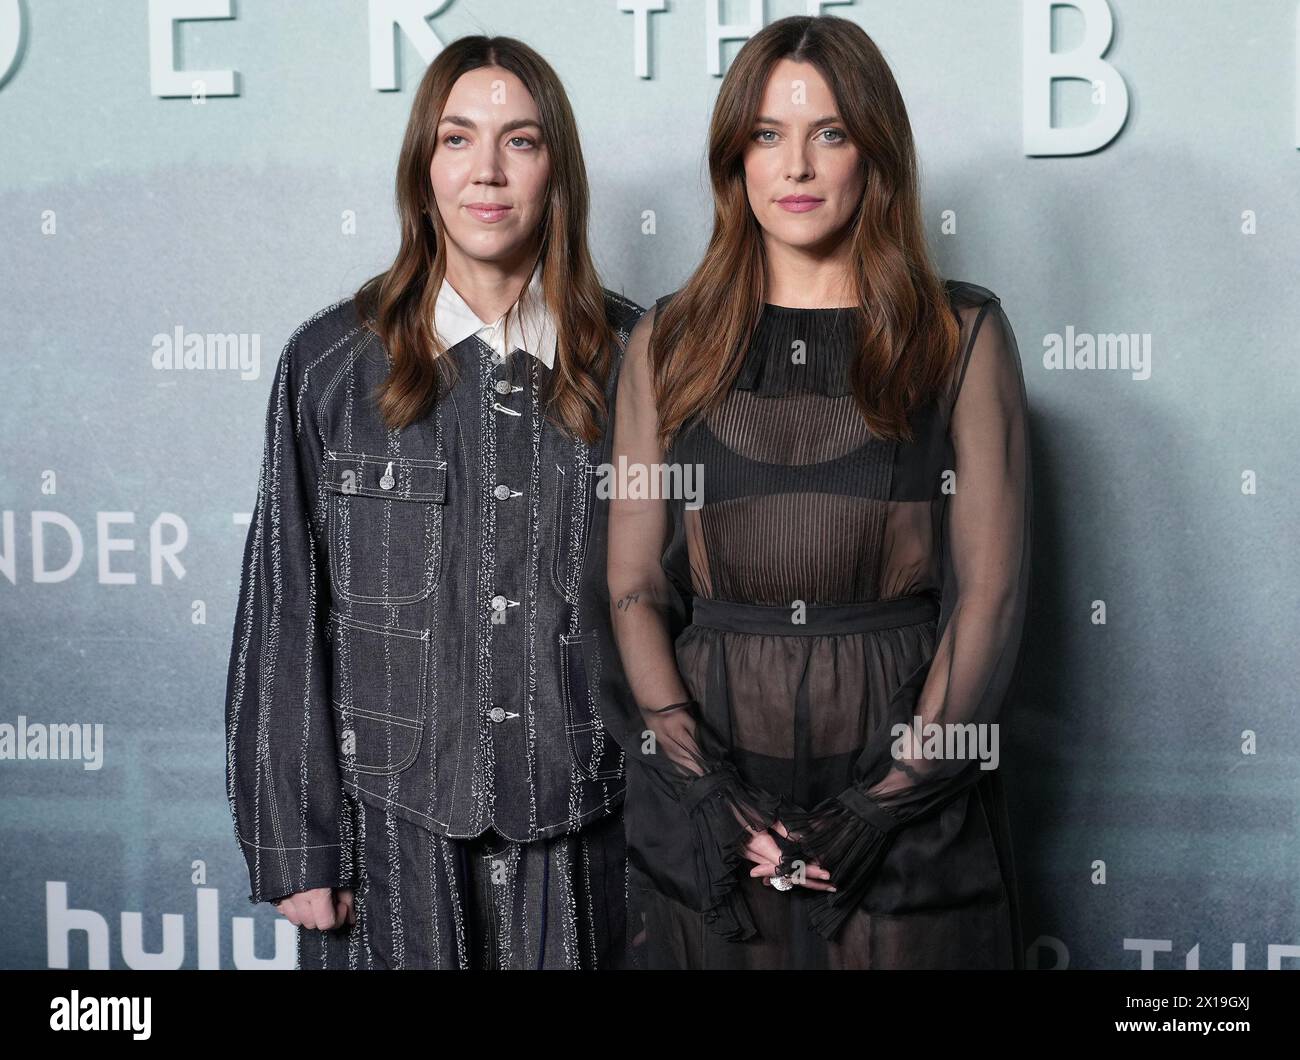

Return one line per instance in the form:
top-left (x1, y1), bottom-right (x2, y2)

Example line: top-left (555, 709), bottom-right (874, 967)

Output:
top-left (1, 0), bottom-right (1297, 969)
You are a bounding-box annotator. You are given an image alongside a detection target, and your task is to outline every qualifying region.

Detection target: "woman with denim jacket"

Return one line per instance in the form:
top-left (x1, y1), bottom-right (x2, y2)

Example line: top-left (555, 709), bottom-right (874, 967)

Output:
top-left (583, 15), bottom-right (1033, 969)
top-left (224, 35), bottom-right (640, 969)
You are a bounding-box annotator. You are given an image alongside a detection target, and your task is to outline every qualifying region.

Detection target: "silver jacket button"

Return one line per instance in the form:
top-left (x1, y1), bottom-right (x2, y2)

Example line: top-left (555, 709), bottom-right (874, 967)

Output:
top-left (494, 379), bottom-right (511, 394)
top-left (488, 706), bottom-right (507, 724)
top-left (490, 595), bottom-right (507, 611)
top-left (493, 484), bottom-right (511, 500)
top-left (378, 460), bottom-right (395, 490)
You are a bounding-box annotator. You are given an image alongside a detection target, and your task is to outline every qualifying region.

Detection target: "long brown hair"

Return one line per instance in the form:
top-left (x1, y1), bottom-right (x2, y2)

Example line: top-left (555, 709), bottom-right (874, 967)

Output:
top-left (652, 14), bottom-right (960, 448)
top-left (356, 36), bottom-right (615, 443)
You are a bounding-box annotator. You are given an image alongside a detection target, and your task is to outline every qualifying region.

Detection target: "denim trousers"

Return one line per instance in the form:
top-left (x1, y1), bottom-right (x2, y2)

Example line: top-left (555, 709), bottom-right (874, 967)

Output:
top-left (297, 803), bottom-right (630, 970)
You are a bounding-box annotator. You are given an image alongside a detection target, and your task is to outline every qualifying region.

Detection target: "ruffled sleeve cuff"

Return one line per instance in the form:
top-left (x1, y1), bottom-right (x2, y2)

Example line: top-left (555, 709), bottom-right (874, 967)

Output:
top-left (782, 787), bottom-right (903, 942)
top-left (681, 764), bottom-right (782, 942)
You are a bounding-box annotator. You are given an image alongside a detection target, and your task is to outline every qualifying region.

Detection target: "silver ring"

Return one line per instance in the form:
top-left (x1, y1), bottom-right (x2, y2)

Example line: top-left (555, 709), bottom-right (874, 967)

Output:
top-left (770, 874), bottom-right (793, 892)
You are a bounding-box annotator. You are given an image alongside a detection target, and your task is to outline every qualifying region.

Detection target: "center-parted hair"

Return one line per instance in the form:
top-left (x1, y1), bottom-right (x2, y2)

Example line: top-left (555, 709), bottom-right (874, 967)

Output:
top-left (356, 35), bottom-right (616, 443)
top-left (651, 14), bottom-right (962, 449)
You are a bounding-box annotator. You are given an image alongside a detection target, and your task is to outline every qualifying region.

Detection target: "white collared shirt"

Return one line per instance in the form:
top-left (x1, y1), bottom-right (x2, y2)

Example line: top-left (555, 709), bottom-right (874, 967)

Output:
top-left (432, 266), bottom-right (558, 369)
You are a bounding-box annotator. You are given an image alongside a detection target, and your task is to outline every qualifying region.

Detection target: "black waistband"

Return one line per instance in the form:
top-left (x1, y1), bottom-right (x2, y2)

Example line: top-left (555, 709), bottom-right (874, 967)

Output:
top-left (690, 592), bottom-right (939, 636)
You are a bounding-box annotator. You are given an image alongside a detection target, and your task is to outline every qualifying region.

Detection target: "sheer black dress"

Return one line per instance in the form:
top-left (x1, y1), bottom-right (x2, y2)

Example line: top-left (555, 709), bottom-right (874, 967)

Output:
top-left (582, 281), bottom-right (1032, 969)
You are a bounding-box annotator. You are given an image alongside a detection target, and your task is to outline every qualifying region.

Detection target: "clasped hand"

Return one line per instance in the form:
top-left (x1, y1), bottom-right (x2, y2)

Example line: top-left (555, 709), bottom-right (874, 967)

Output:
top-left (742, 820), bottom-right (836, 892)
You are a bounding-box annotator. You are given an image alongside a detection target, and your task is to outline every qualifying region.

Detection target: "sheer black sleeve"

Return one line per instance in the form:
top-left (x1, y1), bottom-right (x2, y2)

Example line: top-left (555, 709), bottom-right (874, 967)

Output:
top-left (783, 294), bottom-right (1033, 940)
top-left (583, 304), bottom-right (782, 940)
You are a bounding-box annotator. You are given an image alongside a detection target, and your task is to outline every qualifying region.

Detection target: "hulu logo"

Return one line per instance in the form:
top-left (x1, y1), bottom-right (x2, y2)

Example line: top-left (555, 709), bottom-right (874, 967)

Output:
top-left (46, 881), bottom-right (298, 969)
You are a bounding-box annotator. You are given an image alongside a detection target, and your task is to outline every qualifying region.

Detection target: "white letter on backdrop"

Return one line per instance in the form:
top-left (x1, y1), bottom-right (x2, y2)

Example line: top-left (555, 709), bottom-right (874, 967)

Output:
top-left (619, 1), bottom-right (667, 80)
top-left (1023, 0), bottom-right (1129, 155)
top-left (707, 0), bottom-right (763, 77)
top-left (369, 0), bottom-right (449, 92)
top-left (0, 0), bottom-right (22, 90)
top-left (149, 0), bottom-right (237, 98)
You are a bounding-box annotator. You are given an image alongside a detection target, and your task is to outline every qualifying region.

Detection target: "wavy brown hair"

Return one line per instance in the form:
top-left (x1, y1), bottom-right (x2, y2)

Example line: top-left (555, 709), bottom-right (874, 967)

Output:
top-left (651, 14), bottom-right (961, 448)
top-left (355, 36), bottom-right (615, 443)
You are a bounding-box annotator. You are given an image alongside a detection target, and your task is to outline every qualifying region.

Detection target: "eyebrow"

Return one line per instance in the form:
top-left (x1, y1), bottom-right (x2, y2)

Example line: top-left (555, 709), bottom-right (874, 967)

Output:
top-left (437, 115), bottom-right (543, 133)
top-left (754, 114), bottom-right (841, 127)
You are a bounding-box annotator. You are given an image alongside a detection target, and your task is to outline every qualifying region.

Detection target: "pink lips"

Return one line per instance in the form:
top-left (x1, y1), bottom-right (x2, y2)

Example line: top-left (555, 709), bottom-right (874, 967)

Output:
top-left (776, 195), bottom-right (824, 213)
top-left (465, 202), bottom-right (512, 223)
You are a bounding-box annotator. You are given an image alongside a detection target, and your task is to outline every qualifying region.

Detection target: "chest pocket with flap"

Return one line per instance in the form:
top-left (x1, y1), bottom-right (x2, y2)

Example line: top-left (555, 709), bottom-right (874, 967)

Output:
top-left (324, 451), bottom-right (448, 606)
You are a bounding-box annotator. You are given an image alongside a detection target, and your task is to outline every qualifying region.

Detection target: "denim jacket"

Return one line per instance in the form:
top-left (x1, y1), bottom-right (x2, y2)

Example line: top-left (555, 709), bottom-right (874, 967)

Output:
top-left (224, 289), bottom-right (642, 905)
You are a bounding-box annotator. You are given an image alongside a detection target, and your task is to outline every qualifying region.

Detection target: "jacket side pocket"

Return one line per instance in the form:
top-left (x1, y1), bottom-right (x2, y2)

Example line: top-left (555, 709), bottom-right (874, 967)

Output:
top-left (559, 629), bottom-right (624, 781)
top-left (328, 609), bottom-right (428, 776)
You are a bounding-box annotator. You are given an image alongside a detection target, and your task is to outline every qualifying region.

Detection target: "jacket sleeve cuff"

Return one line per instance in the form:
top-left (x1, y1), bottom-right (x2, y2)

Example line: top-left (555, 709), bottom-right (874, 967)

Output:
top-left (240, 834), bottom-right (359, 906)
top-left (683, 764), bottom-right (782, 942)
top-left (782, 788), bottom-right (902, 942)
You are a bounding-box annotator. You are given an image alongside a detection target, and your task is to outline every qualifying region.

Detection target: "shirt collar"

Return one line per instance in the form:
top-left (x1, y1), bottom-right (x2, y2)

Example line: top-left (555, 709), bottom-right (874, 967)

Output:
top-left (433, 265), bottom-right (557, 370)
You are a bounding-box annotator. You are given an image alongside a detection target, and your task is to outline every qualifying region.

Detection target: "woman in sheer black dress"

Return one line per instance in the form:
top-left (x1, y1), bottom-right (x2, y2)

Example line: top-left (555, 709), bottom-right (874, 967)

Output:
top-left (582, 15), bottom-right (1032, 969)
